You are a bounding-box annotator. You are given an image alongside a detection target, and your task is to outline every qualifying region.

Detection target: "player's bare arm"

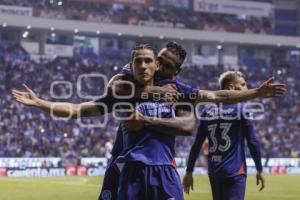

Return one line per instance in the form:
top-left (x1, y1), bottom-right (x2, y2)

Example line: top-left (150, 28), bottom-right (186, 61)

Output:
top-left (122, 109), bottom-right (196, 136)
top-left (12, 84), bottom-right (104, 119)
top-left (109, 73), bottom-right (179, 103)
top-left (11, 74), bottom-right (179, 119)
top-left (11, 73), bottom-right (162, 119)
top-left (195, 77), bottom-right (286, 104)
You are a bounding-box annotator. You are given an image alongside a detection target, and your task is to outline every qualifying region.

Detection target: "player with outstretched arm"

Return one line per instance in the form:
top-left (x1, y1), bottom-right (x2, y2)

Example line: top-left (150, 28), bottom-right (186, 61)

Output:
top-left (183, 71), bottom-right (266, 200)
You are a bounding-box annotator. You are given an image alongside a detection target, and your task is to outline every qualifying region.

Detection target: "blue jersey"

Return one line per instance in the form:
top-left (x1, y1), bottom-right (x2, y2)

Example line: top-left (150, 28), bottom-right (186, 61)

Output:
top-left (107, 124), bottom-right (123, 167)
top-left (156, 79), bottom-right (198, 104)
top-left (106, 103), bottom-right (133, 168)
top-left (111, 65), bottom-right (197, 165)
top-left (186, 104), bottom-right (262, 178)
top-left (115, 101), bottom-right (175, 165)
top-left (94, 96), bottom-right (125, 168)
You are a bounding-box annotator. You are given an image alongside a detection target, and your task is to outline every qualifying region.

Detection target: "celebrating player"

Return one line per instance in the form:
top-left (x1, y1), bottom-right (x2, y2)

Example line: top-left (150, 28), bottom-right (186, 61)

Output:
top-left (12, 41), bottom-right (285, 200)
top-left (113, 43), bottom-right (195, 200)
top-left (183, 71), bottom-right (265, 200)
top-left (98, 44), bottom-right (197, 200)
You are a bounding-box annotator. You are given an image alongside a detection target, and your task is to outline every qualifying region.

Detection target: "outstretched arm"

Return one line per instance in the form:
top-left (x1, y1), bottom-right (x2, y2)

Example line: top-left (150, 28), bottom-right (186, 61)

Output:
top-left (12, 84), bottom-right (106, 119)
top-left (195, 77), bottom-right (286, 104)
top-left (122, 109), bottom-right (196, 136)
top-left (11, 73), bottom-right (150, 119)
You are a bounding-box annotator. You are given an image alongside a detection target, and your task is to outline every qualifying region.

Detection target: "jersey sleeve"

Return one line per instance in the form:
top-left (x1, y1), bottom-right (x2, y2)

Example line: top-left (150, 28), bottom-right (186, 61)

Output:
top-left (186, 116), bottom-right (208, 173)
top-left (174, 80), bottom-right (198, 104)
top-left (156, 79), bottom-right (198, 104)
top-left (242, 117), bottom-right (263, 172)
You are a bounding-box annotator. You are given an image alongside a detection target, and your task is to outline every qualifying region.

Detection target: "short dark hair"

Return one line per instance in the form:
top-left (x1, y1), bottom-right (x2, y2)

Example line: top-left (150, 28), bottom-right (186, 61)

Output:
top-left (166, 41), bottom-right (186, 67)
top-left (218, 71), bottom-right (244, 90)
top-left (131, 44), bottom-right (157, 62)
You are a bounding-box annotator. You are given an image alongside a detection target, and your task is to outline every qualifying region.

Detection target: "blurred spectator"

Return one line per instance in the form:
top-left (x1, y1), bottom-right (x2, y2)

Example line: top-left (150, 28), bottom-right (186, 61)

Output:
top-left (0, 41), bottom-right (299, 161)
top-left (0, 0), bottom-right (273, 35)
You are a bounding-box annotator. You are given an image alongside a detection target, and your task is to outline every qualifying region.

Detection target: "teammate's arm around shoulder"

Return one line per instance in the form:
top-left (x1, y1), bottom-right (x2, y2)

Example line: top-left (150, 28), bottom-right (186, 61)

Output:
top-left (108, 73), bottom-right (179, 103)
top-left (107, 73), bottom-right (135, 98)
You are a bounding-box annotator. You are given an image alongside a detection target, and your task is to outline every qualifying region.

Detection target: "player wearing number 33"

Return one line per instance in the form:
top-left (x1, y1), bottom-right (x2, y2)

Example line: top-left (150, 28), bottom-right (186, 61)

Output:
top-left (183, 71), bottom-right (265, 200)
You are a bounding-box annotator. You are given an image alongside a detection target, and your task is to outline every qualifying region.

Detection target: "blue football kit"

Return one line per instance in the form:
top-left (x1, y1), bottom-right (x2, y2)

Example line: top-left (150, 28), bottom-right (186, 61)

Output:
top-left (186, 104), bottom-right (263, 200)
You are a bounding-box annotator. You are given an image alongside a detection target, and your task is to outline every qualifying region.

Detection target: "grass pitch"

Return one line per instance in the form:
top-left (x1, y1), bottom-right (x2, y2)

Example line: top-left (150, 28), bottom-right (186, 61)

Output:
top-left (0, 175), bottom-right (299, 200)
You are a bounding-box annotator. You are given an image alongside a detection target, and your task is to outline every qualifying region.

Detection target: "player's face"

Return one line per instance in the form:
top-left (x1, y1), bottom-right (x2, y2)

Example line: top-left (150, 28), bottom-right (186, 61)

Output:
top-left (132, 49), bottom-right (158, 86)
top-left (156, 48), bottom-right (181, 78)
top-left (233, 77), bottom-right (248, 91)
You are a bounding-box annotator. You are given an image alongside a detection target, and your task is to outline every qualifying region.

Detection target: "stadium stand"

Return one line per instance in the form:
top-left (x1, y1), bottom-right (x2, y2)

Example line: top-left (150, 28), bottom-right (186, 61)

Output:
top-left (0, 0), bottom-right (273, 35)
top-left (0, 41), bottom-right (299, 162)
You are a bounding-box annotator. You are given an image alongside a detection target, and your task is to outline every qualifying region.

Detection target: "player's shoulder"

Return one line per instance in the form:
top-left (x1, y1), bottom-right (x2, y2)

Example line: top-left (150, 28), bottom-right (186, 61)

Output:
top-left (109, 72), bottom-right (134, 84)
top-left (201, 104), bottom-right (217, 118)
top-left (172, 78), bottom-right (192, 89)
top-left (155, 78), bottom-right (176, 86)
top-left (200, 104), bottom-right (238, 120)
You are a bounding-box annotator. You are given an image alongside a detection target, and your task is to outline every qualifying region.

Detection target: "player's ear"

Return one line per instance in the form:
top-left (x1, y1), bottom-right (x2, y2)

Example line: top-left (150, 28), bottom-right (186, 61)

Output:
top-left (155, 60), bottom-right (160, 71)
top-left (155, 59), bottom-right (160, 67)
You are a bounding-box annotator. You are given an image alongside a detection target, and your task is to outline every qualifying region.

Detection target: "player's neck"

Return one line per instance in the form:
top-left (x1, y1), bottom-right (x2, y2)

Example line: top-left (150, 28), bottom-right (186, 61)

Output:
top-left (138, 79), bottom-right (154, 87)
top-left (145, 79), bottom-right (154, 86)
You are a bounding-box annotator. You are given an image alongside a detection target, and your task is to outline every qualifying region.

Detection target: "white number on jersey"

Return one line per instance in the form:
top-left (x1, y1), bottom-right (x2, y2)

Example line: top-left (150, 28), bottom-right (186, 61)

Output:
top-left (208, 123), bottom-right (232, 153)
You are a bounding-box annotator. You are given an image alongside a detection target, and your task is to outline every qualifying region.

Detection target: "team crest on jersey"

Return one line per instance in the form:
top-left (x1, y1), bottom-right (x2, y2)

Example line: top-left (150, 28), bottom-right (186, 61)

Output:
top-left (101, 190), bottom-right (112, 200)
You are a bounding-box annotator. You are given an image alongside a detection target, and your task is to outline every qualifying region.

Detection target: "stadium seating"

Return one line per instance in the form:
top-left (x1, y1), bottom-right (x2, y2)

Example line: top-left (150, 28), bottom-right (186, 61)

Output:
top-left (0, 41), bottom-right (299, 160)
top-left (0, 0), bottom-right (273, 35)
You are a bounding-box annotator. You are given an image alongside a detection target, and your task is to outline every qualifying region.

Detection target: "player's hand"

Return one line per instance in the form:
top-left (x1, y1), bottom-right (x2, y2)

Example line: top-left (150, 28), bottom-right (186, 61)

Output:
top-left (182, 172), bottom-right (194, 194)
top-left (122, 110), bottom-right (145, 133)
top-left (256, 171), bottom-right (265, 191)
top-left (257, 77), bottom-right (286, 98)
top-left (154, 84), bottom-right (179, 103)
top-left (11, 84), bottom-right (39, 107)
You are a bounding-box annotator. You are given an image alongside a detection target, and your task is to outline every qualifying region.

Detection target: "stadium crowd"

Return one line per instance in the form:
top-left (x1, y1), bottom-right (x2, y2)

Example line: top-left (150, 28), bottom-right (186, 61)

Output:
top-left (0, 0), bottom-right (272, 34)
top-left (0, 42), bottom-right (299, 165)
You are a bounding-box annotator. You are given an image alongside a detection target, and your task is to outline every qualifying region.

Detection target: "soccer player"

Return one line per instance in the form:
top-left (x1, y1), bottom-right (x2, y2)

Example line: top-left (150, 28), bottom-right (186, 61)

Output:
top-left (11, 43), bottom-right (196, 200)
top-left (98, 44), bottom-right (197, 200)
top-left (112, 45), bottom-right (283, 200)
top-left (102, 41), bottom-right (284, 200)
top-left (113, 43), bottom-right (195, 200)
top-left (183, 71), bottom-right (266, 200)
top-left (12, 42), bottom-right (285, 200)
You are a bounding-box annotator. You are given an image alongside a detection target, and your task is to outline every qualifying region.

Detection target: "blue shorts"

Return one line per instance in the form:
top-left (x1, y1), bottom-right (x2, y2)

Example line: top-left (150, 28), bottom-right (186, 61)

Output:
top-left (98, 164), bottom-right (120, 200)
top-left (118, 161), bottom-right (183, 200)
top-left (209, 174), bottom-right (246, 200)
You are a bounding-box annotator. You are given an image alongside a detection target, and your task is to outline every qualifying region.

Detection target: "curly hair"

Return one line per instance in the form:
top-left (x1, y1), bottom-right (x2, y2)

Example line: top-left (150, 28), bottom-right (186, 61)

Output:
top-left (166, 41), bottom-right (187, 66)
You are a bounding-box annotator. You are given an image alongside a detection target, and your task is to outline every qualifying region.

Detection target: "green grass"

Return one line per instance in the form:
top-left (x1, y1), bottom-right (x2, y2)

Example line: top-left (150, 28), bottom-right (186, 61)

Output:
top-left (0, 175), bottom-right (299, 200)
